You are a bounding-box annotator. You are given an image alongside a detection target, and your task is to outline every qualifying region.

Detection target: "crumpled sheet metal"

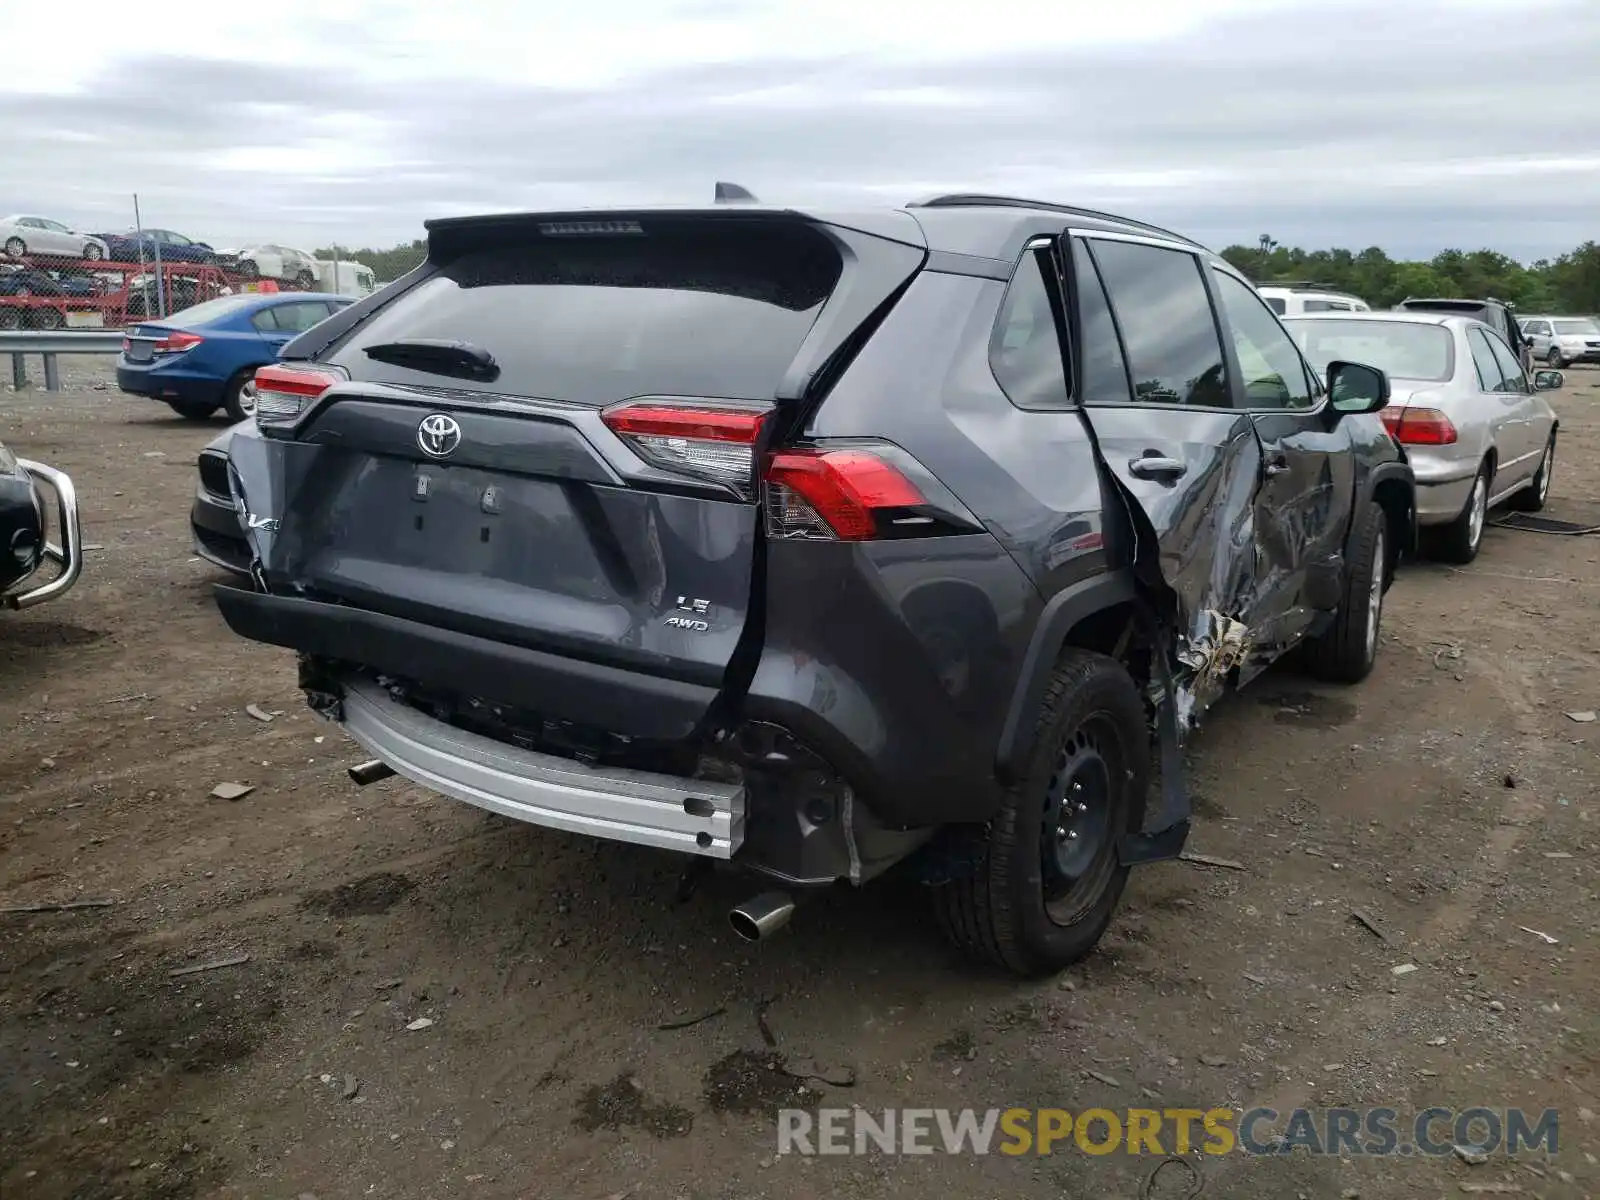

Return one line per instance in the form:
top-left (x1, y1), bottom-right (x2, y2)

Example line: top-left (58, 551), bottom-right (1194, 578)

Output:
top-left (1173, 610), bottom-right (1252, 732)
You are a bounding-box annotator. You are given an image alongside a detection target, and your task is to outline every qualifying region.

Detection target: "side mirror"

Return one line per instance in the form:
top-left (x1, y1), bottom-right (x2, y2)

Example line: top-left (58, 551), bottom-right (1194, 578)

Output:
top-left (1533, 369), bottom-right (1563, 391)
top-left (1326, 360), bottom-right (1391, 415)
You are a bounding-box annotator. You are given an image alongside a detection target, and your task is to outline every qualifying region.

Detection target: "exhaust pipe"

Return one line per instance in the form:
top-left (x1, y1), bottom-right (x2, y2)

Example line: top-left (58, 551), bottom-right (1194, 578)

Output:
top-left (347, 759), bottom-right (396, 786)
top-left (729, 891), bottom-right (796, 942)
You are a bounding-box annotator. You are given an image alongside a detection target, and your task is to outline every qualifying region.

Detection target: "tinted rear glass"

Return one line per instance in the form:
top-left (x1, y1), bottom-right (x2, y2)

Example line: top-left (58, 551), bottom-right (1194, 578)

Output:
top-left (1288, 318), bottom-right (1454, 383)
top-left (328, 221), bottom-right (843, 405)
top-left (163, 294), bottom-right (260, 325)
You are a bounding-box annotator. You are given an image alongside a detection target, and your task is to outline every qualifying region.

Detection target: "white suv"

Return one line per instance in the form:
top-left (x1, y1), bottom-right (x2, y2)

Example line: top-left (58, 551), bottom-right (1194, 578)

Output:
top-left (1519, 315), bottom-right (1600, 368)
top-left (1257, 285), bottom-right (1371, 316)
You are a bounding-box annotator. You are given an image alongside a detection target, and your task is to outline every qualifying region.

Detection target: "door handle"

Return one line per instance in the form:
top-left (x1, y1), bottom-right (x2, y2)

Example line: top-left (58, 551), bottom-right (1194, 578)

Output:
top-left (1128, 454), bottom-right (1187, 480)
top-left (1263, 453), bottom-right (1290, 477)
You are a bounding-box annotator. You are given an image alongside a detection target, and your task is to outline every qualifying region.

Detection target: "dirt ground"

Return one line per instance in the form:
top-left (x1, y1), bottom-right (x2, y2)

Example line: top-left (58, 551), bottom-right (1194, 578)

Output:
top-left (2, 360), bottom-right (1597, 1200)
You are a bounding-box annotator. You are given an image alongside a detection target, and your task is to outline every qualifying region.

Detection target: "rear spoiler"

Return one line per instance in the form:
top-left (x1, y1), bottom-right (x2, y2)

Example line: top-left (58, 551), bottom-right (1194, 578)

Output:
top-left (287, 206), bottom-right (932, 407)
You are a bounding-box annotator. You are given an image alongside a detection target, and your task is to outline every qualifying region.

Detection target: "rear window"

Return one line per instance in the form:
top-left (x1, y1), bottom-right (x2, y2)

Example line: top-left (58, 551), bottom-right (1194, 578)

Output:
top-left (327, 221), bottom-right (843, 405)
top-left (161, 294), bottom-right (259, 325)
top-left (1287, 318), bottom-right (1454, 383)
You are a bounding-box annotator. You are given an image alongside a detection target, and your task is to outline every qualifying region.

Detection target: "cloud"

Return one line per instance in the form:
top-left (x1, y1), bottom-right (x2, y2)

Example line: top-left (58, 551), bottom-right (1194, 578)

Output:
top-left (1, 0), bottom-right (1595, 258)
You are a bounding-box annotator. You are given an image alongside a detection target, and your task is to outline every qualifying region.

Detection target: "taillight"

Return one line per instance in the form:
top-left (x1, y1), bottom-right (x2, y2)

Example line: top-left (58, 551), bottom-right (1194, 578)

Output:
top-left (155, 330), bottom-right (203, 354)
top-left (1380, 406), bottom-right (1457, 446)
top-left (764, 449), bottom-right (925, 541)
top-left (601, 400), bottom-right (769, 493)
top-left (253, 363), bottom-right (345, 427)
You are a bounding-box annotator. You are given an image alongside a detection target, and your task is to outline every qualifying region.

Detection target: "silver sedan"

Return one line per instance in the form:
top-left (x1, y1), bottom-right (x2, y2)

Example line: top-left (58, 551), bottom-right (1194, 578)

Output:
top-left (1286, 311), bottom-right (1559, 564)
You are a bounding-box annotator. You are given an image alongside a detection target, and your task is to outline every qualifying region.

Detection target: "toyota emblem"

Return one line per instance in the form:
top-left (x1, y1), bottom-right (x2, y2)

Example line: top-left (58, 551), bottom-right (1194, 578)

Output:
top-left (417, 413), bottom-right (462, 458)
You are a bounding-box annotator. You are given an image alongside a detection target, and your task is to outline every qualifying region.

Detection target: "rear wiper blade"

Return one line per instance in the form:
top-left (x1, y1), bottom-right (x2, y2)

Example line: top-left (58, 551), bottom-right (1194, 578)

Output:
top-left (362, 338), bottom-right (500, 382)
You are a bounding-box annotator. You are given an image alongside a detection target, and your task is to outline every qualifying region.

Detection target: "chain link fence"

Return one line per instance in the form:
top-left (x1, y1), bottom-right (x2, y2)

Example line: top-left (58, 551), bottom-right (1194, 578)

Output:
top-left (1, 196), bottom-right (397, 332)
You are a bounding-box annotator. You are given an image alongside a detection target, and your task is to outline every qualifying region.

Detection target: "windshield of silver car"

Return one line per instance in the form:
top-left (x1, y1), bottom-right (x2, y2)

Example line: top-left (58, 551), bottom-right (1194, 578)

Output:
top-left (1552, 318), bottom-right (1599, 336)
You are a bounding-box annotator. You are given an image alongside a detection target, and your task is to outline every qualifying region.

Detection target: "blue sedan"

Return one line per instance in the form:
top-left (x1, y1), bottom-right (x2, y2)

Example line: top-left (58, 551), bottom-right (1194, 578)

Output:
top-left (95, 228), bottom-right (217, 264)
top-left (116, 291), bottom-right (355, 421)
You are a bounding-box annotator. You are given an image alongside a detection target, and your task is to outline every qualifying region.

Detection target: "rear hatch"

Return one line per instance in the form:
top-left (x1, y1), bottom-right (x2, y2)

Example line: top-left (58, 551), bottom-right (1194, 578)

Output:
top-left (234, 209), bottom-right (925, 734)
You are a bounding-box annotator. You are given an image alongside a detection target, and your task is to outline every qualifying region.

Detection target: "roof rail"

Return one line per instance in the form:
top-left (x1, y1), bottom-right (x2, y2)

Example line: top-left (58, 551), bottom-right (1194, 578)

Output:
top-left (906, 193), bottom-right (1202, 249)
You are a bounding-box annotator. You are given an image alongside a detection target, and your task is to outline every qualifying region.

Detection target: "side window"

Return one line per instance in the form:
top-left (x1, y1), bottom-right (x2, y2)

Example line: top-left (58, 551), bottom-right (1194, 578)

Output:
top-left (1069, 240), bottom-right (1132, 405)
top-left (1211, 270), bottom-right (1314, 410)
top-left (250, 307), bottom-right (280, 332)
top-left (1302, 299), bottom-right (1335, 312)
top-left (1466, 327), bottom-right (1501, 391)
top-left (989, 248), bottom-right (1071, 409)
top-left (1484, 331), bottom-right (1527, 391)
top-left (1263, 296), bottom-right (1286, 315)
top-left (1088, 239), bottom-right (1230, 407)
top-left (271, 302), bottom-right (333, 333)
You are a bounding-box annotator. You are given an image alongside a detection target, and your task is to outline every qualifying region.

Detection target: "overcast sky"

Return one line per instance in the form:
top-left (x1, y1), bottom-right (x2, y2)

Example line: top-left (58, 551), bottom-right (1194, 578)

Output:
top-left (3, 0), bottom-right (1596, 261)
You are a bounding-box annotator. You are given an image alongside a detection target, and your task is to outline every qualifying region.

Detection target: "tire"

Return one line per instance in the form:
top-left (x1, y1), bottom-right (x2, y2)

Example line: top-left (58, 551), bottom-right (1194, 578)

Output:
top-left (294, 270), bottom-right (315, 290)
top-left (1546, 347), bottom-right (1564, 369)
top-left (238, 259), bottom-right (258, 279)
top-left (931, 649), bottom-right (1149, 977)
top-left (27, 306), bottom-right (65, 331)
top-left (167, 400), bottom-right (219, 420)
top-left (1509, 432), bottom-right (1556, 513)
top-left (3, 236), bottom-right (24, 257)
top-left (221, 370), bottom-right (258, 422)
top-left (1428, 461), bottom-right (1489, 564)
top-left (1303, 502), bottom-right (1387, 683)
top-left (0, 307), bottom-right (19, 330)
top-left (83, 242), bottom-right (103, 261)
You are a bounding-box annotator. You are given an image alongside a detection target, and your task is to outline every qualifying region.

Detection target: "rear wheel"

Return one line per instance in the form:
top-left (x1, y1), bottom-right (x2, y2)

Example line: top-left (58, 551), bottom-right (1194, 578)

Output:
top-left (167, 400), bottom-right (218, 420)
top-left (931, 649), bottom-right (1148, 977)
top-left (294, 269), bottom-right (315, 290)
top-left (1509, 433), bottom-right (1556, 512)
top-left (1303, 502), bottom-right (1386, 683)
top-left (1428, 462), bottom-right (1489, 564)
top-left (27, 306), bottom-right (65, 331)
top-left (3, 236), bottom-right (24, 257)
top-left (221, 370), bottom-right (258, 422)
top-left (0, 307), bottom-right (19, 330)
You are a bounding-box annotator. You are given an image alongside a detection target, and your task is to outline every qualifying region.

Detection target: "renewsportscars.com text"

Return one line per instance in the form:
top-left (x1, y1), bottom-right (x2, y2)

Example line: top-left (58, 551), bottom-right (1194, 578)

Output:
top-left (777, 1106), bottom-right (1560, 1157)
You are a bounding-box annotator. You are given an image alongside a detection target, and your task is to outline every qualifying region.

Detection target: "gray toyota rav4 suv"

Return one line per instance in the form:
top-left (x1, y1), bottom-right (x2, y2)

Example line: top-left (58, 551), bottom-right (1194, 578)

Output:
top-left (214, 192), bottom-right (1416, 976)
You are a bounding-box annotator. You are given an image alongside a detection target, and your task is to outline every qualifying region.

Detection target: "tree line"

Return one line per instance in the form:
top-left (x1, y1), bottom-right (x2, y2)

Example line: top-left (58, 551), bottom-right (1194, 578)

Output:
top-left (1222, 237), bottom-right (1600, 313)
top-left (321, 235), bottom-right (1600, 314)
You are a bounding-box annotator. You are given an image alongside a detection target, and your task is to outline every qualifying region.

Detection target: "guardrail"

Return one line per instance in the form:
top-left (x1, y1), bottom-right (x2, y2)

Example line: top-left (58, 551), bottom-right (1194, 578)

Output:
top-left (2, 331), bottom-right (125, 393)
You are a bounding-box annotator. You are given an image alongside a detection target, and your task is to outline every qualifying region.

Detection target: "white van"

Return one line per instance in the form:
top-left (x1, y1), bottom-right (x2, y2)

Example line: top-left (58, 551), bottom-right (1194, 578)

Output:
top-left (1257, 285), bottom-right (1371, 317)
top-left (314, 259), bottom-right (376, 296)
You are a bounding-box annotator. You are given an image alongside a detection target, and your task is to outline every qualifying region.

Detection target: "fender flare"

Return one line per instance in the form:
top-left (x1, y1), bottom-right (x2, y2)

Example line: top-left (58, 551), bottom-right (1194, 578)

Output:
top-left (1356, 460), bottom-right (1417, 562)
top-left (994, 569), bottom-right (1140, 781)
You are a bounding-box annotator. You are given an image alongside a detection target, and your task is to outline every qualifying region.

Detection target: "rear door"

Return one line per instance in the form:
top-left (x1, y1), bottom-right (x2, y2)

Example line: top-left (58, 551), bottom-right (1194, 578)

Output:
top-left (1523, 319), bottom-right (1552, 359)
top-left (234, 212), bottom-right (925, 719)
top-left (1064, 233), bottom-right (1264, 665)
top-left (1480, 326), bottom-right (1542, 487)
